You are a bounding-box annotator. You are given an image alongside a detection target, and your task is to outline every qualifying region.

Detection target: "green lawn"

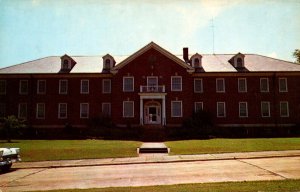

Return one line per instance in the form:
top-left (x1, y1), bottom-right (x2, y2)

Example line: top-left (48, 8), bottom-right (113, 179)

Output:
top-left (30, 180), bottom-right (300, 192)
top-left (165, 138), bottom-right (300, 155)
top-left (0, 140), bottom-right (141, 162)
top-left (1, 138), bottom-right (300, 162)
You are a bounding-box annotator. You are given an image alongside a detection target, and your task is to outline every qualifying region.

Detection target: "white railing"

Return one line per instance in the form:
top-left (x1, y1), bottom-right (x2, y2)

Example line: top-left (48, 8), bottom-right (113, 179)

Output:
top-left (140, 85), bottom-right (165, 93)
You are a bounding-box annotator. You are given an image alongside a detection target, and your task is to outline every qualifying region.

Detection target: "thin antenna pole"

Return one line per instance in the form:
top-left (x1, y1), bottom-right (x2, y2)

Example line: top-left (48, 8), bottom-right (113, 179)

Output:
top-left (211, 18), bottom-right (215, 54)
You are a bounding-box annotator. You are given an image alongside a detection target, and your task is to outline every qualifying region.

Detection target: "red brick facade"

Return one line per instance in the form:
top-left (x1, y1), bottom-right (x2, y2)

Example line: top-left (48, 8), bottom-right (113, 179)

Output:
top-left (0, 43), bottom-right (300, 130)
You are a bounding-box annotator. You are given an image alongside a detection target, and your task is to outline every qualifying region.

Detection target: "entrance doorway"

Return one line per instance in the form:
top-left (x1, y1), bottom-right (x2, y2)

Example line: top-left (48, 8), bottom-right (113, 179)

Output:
top-left (144, 101), bottom-right (161, 125)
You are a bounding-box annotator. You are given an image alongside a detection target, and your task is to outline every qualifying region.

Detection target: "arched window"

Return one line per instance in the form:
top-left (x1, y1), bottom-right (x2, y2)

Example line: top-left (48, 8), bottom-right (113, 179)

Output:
top-left (63, 59), bottom-right (69, 69)
top-left (194, 58), bottom-right (200, 67)
top-left (105, 59), bottom-right (111, 69)
top-left (237, 58), bottom-right (243, 67)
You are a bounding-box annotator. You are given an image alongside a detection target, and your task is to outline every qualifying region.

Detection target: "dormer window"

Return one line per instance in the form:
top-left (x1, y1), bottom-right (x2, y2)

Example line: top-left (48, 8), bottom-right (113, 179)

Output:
top-left (102, 54), bottom-right (115, 72)
top-left (229, 53), bottom-right (245, 69)
top-left (236, 58), bottom-right (243, 68)
top-left (105, 59), bottom-right (111, 69)
top-left (63, 59), bottom-right (69, 69)
top-left (194, 58), bottom-right (200, 67)
top-left (60, 54), bottom-right (76, 72)
top-left (190, 53), bottom-right (202, 68)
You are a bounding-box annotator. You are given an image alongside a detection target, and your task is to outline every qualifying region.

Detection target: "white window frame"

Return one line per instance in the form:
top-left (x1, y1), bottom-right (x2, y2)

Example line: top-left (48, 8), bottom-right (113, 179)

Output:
top-left (216, 78), bottom-right (225, 93)
top-left (260, 78), bottom-right (269, 92)
top-left (80, 103), bottom-right (89, 119)
top-left (171, 101), bottom-right (182, 117)
top-left (19, 80), bottom-right (28, 95)
top-left (123, 77), bottom-right (134, 92)
top-left (280, 101), bottom-right (289, 117)
top-left (261, 101), bottom-right (271, 117)
top-left (102, 103), bottom-right (111, 116)
top-left (58, 103), bottom-right (68, 119)
top-left (59, 79), bottom-right (68, 94)
top-left (194, 102), bottom-right (203, 112)
top-left (102, 79), bottom-right (111, 94)
top-left (123, 101), bottom-right (134, 118)
top-left (217, 102), bottom-right (226, 117)
top-left (18, 103), bottom-right (27, 119)
top-left (238, 78), bottom-right (247, 93)
top-left (239, 102), bottom-right (248, 118)
top-left (80, 79), bottom-right (89, 94)
top-left (279, 78), bottom-right (288, 92)
top-left (0, 80), bottom-right (6, 95)
top-left (37, 80), bottom-right (46, 94)
top-left (194, 79), bottom-right (203, 93)
top-left (171, 76), bottom-right (182, 91)
top-left (36, 103), bottom-right (45, 119)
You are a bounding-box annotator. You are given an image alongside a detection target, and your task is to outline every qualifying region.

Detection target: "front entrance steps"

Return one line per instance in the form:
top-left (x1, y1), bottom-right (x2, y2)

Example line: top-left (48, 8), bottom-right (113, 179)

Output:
top-left (137, 142), bottom-right (170, 154)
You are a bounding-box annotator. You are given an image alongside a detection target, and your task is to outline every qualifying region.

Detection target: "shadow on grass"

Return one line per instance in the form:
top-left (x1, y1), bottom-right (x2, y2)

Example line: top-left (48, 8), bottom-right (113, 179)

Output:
top-left (0, 141), bottom-right (20, 144)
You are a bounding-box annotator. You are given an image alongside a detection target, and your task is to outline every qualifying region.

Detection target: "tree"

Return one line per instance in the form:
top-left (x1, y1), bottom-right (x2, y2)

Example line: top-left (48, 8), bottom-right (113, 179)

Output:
top-left (293, 49), bottom-right (300, 63)
top-left (0, 115), bottom-right (26, 142)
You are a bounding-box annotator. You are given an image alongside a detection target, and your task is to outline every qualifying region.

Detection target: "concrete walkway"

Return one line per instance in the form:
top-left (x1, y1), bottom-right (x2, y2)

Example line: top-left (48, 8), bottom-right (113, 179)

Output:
top-left (13, 150), bottom-right (300, 169)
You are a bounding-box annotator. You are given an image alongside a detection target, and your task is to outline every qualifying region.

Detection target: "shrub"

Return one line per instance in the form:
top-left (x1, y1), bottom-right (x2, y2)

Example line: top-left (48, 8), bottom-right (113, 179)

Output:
top-left (182, 110), bottom-right (214, 138)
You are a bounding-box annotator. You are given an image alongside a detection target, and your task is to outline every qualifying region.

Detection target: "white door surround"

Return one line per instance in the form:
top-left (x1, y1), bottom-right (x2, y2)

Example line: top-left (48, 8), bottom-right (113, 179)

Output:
top-left (139, 93), bottom-right (167, 126)
top-left (144, 101), bottom-right (161, 125)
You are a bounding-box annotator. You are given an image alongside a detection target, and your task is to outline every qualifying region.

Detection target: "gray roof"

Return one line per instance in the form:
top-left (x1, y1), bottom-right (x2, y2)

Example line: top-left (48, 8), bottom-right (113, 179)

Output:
top-left (0, 54), bottom-right (300, 74)
top-left (0, 56), bottom-right (128, 74)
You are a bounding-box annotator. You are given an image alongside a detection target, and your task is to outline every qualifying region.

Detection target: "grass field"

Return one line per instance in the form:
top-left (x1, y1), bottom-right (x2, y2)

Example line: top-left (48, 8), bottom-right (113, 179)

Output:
top-left (0, 140), bottom-right (141, 161)
top-left (165, 138), bottom-right (300, 155)
top-left (1, 138), bottom-right (300, 161)
top-left (31, 179), bottom-right (300, 192)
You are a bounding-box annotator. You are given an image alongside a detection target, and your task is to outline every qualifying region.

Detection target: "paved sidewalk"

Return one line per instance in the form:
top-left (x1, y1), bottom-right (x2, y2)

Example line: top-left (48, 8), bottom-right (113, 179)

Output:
top-left (13, 150), bottom-right (300, 169)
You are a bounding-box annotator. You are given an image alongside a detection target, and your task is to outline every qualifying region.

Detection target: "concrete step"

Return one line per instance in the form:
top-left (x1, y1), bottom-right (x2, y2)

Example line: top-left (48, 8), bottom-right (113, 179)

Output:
top-left (139, 148), bottom-right (169, 153)
top-left (138, 142), bottom-right (170, 154)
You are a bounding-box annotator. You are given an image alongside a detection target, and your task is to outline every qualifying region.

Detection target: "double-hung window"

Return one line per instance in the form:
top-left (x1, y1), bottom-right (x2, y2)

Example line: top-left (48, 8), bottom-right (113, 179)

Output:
top-left (280, 101), bottom-right (289, 117)
top-left (102, 79), bottom-right (111, 93)
top-left (217, 102), bottom-right (226, 117)
top-left (59, 80), bottom-right (68, 94)
top-left (123, 77), bottom-right (134, 92)
top-left (260, 78), bottom-right (269, 92)
top-left (80, 80), bottom-right (89, 94)
top-left (37, 80), bottom-right (46, 94)
top-left (171, 76), bottom-right (182, 91)
top-left (19, 80), bottom-right (28, 95)
top-left (194, 79), bottom-right (203, 93)
top-left (58, 103), bottom-right (67, 119)
top-left (239, 102), bottom-right (248, 117)
top-left (36, 103), bottom-right (45, 119)
top-left (238, 78), bottom-right (247, 92)
top-left (216, 78), bottom-right (225, 93)
top-left (194, 102), bottom-right (203, 112)
top-left (279, 78), bottom-right (288, 92)
top-left (123, 101), bottom-right (134, 117)
top-left (261, 101), bottom-right (270, 117)
top-left (80, 103), bottom-right (89, 118)
top-left (171, 101), bottom-right (182, 117)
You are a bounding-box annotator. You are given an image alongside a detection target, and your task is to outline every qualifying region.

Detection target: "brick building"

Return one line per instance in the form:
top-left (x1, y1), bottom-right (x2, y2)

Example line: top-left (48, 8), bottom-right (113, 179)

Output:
top-left (0, 42), bottom-right (300, 134)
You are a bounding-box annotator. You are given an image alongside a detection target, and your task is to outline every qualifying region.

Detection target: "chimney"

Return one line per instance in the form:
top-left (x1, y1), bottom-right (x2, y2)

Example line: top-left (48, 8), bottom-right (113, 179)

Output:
top-left (183, 47), bottom-right (189, 62)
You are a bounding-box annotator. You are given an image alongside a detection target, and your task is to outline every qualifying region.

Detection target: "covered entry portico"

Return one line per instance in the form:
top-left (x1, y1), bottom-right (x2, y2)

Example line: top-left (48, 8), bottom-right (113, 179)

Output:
top-left (139, 94), bottom-right (167, 126)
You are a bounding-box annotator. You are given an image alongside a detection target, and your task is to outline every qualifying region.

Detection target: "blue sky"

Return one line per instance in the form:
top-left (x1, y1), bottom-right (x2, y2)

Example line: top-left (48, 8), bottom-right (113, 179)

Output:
top-left (0, 0), bottom-right (299, 68)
